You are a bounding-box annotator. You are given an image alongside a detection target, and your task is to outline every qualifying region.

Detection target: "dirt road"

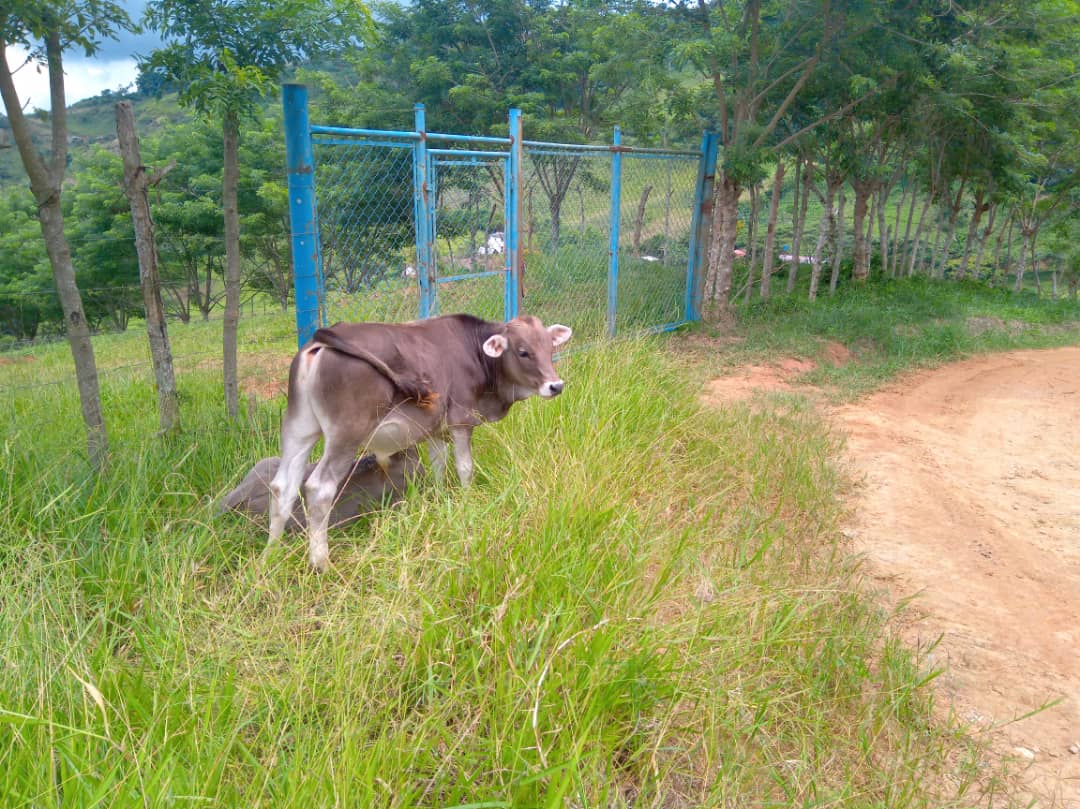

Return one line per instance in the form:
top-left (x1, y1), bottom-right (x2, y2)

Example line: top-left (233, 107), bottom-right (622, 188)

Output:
top-left (835, 347), bottom-right (1080, 806)
top-left (702, 345), bottom-right (1080, 804)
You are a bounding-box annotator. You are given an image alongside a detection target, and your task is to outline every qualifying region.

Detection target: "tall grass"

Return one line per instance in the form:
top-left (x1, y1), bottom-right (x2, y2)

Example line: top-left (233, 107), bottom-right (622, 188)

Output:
top-left (0, 337), bottom-right (991, 807)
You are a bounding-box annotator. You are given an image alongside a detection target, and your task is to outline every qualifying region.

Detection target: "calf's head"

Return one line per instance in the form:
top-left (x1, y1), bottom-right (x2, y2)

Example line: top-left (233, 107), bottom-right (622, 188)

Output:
top-left (482, 315), bottom-right (572, 398)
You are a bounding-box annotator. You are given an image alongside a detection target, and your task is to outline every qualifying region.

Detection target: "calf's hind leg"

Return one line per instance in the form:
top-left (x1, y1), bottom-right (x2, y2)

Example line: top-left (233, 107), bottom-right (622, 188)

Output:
top-left (303, 440), bottom-right (362, 572)
top-left (268, 408), bottom-right (321, 548)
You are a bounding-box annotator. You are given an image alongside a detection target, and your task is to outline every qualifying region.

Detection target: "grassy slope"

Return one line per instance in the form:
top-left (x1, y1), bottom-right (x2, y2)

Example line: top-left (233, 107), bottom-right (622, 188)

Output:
top-left (2, 279), bottom-right (1077, 806)
top-left (683, 276), bottom-right (1080, 398)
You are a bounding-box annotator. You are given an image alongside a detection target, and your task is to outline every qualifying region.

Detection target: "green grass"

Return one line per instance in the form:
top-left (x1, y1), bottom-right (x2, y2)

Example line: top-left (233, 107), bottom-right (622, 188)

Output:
top-left (0, 321), bottom-right (1002, 807)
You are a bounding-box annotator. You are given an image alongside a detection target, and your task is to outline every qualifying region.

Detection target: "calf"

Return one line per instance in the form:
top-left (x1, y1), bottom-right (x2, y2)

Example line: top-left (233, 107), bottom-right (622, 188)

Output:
top-left (269, 313), bottom-right (572, 570)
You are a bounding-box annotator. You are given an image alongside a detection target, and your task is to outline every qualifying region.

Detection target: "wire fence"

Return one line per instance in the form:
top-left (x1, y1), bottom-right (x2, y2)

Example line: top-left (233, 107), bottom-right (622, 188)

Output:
top-left (286, 86), bottom-right (711, 347)
top-left (0, 290), bottom-right (293, 402)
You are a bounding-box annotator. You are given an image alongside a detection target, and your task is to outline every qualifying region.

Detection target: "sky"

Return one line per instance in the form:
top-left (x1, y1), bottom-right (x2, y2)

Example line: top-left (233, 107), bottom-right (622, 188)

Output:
top-left (4, 1), bottom-right (163, 111)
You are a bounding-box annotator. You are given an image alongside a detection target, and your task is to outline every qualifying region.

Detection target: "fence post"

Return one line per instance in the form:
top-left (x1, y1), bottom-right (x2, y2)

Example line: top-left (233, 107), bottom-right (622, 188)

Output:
top-left (283, 83), bottom-right (322, 347)
top-left (505, 108), bottom-right (523, 320)
top-left (685, 131), bottom-right (719, 323)
top-left (607, 126), bottom-right (623, 338)
top-left (412, 104), bottom-right (436, 319)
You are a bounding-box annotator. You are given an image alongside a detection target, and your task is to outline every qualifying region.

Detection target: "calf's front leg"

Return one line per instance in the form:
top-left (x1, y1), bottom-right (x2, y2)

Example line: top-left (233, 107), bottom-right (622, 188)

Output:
top-left (451, 425), bottom-right (475, 486)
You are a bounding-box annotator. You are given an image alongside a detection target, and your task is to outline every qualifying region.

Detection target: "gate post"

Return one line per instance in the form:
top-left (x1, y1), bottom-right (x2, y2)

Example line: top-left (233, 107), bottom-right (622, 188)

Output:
top-left (606, 126), bottom-right (623, 338)
top-left (685, 131), bottom-right (719, 323)
top-left (505, 108), bottom-right (523, 320)
top-left (413, 104), bottom-right (436, 318)
top-left (283, 83), bottom-right (322, 347)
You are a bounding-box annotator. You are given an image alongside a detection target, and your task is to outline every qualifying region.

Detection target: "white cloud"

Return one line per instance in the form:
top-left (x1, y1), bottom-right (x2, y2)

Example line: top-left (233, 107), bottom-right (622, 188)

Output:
top-left (4, 45), bottom-right (139, 111)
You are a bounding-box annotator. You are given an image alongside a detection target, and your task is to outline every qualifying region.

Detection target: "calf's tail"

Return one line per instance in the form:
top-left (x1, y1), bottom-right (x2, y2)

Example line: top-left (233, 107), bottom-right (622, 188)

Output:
top-left (312, 328), bottom-right (438, 409)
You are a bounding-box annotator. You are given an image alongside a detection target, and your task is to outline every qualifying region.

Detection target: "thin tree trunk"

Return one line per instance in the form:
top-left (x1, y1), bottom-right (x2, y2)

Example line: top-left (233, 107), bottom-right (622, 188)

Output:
top-left (891, 180), bottom-right (909, 277)
top-left (957, 188), bottom-right (986, 280)
top-left (760, 159), bottom-right (785, 300)
top-left (866, 192), bottom-right (876, 274)
top-left (973, 203), bottom-right (996, 281)
top-left (876, 182), bottom-right (890, 280)
top-left (935, 183), bottom-right (966, 279)
top-left (1030, 230), bottom-right (1042, 295)
top-left (830, 186), bottom-right (845, 294)
top-left (993, 212), bottom-right (1010, 289)
top-left (900, 185), bottom-right (919, 276)
top-left (851, 179), bottom-right (873, 282)
top-left (0, 31), bottom-right (107, 468)
top-left (632, 185), bottom-right (653, 256)
top-left (787, 158), bottom-right (810, 294)
top-left (907, 194), bottom-right (934, 277)
top-left (930, 210), bottom-right (945, 276)
top-left (116, 101), bottom-right (180, 435)
top-left (222, 109), bottom-right (242, 420)
top-left (744, 183), bottom-right (760, 304)
top-left (809, 180), bottom-right (833, 301)
top-left (1013, 228), bottom-right (1029, 293)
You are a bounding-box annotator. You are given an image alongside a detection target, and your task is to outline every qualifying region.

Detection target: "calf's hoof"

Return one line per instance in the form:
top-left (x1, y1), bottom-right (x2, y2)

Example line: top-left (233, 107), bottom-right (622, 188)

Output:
top-left (308, 547), bottom-right (330, 573)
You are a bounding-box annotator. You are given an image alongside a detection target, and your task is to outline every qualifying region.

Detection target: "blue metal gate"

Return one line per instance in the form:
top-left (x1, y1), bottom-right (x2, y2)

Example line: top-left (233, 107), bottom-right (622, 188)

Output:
top-left (283, 83), bottom-right (716, 347)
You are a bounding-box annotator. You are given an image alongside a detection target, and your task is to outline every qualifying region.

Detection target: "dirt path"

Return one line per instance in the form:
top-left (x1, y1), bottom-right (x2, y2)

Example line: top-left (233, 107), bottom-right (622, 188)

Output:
top-left (707, 346), bottom-right (1080, 805)
top-left (835, 347), bottom-right (1080, 805)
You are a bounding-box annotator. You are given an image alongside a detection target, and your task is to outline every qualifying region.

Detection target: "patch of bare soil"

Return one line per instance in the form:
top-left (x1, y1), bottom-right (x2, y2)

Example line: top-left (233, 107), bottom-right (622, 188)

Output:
top-left (699, 343), bottom-right (849, 405)
top-left (705, 346), bottom-right (1080, 806)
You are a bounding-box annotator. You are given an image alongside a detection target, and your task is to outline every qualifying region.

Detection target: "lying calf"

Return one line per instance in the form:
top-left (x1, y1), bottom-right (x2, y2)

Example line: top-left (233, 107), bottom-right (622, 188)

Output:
top-left (221, 448), bottom-right (420, 532)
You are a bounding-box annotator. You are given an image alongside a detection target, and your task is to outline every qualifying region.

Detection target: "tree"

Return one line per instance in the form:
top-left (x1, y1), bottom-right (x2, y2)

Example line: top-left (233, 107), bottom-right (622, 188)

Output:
top-left (116, 100), bottom-right (181, 435)
top-left (0, 1), bottom-right (131, 469)
top-left (142, 0), bottom-right (372, 419)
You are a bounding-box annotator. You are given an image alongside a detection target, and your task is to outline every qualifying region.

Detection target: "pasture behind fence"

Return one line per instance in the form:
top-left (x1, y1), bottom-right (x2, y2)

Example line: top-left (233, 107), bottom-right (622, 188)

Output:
top-left (284, 84), bottom-right (716, 347)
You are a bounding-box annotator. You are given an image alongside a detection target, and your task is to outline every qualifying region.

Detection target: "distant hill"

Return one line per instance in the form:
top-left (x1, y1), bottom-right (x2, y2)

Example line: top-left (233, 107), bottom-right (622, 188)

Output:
top-left (0, 89), bottom-right (192, 188)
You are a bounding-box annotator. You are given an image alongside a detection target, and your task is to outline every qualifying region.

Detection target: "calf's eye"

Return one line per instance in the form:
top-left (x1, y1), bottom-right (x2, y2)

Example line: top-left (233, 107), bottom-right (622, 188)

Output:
top-left (518, 348), bottom-right (530, 358)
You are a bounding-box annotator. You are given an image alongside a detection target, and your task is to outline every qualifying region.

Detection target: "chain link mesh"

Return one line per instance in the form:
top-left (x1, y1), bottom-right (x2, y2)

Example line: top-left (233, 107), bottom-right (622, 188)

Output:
top-left (615, 153), bottom-right (699, 334)
top-left (430, 157), bottom-right (506, 322)
top-left (309, 132), bottom-right (701, 339)
top-left (313, 141), bottom-right (418, 324)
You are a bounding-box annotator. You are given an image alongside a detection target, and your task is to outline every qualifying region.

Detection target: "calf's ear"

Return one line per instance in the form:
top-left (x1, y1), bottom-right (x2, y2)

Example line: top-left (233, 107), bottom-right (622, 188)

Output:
top-left (483, 334), bottom-right (508, 358)
top-left (548, 324), bottom-right (572, 347)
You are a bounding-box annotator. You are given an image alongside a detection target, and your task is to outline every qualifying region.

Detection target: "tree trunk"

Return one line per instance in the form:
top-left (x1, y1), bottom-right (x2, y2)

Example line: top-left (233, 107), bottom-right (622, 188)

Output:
top-left (760, 159), bottom-right (785, 300)
top-left (1030, 228), bottom-right (1042, 296)
top-left (934, 183), bottom-right (965, 279)
top-left (0, 32), bottom-right (108, 469)
top-left (876, 183), bottom-right (890, 280)
top-left (830, 186), bottom-right (845, 294)
top-left (957, 189), bottom-right (987, 280)
top-left (702, 173), bottom-right (740, 317)
top-left (890, 181), bottom-right (909, 277)
top-left (1013, 227), bottom-right (1030, 293)
top-left (632, 185), bottom-right (653, 256)
top-left (899, 184), bottom-right (918, 276)
top-left (851, 179), bottom-right (873, 282)
top-left (744, 183), bottom-right (760, 304)
top-left (787, 158), bottom-right (810, 294)
top-left (972, 203), bottom-right (996, 281)
top-left (907, 194), bottom-right (934, 277)
top-left (116, 101), bottom-right (180, 435)
top-left (808, 179), bottom-right (834, 301)
top-left (222, 110), bottom-right (242, 420)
